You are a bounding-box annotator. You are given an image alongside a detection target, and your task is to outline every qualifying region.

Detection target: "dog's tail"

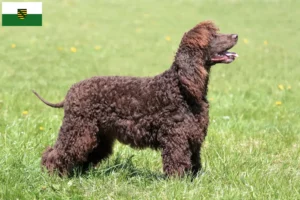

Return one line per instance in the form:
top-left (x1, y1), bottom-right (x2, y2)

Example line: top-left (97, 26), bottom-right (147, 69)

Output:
top-left (32, 90), bottom-right (64, 108)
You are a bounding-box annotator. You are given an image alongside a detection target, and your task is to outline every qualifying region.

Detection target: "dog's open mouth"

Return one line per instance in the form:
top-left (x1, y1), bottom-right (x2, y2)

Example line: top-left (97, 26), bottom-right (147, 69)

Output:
top-left (211, 51), bottom-right (238, 64)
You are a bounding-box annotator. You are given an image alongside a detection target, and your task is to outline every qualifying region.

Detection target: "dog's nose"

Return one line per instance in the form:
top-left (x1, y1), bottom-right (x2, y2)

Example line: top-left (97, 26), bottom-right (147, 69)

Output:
top-left (232, 34), bottom-right (238, 40)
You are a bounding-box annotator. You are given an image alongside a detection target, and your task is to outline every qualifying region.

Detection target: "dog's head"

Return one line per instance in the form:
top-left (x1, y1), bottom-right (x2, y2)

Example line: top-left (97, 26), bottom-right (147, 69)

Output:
top-left (41, 147), bottom-right (68, 176)
top-left (179, 21), bottom-right (238, 66)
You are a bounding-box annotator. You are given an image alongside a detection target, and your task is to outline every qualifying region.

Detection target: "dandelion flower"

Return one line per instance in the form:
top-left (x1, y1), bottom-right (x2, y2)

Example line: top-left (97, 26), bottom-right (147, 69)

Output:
top-left (275, 101), bottom-right (282, 106)
top-left (278, 84), bottom-right (284, 90)
top-left (94, 45), bottom-right (101, 50)
top-left (264, 40), bottom-right (268, 45)
top-left (243, 39), bottom-right (248, 44)
top-left (11, 44), bottom-right (16, 48)
top-left (165, 36), bottom-right (171, 41)
top-left (70, 47), bottom-right (77, 53)
top-left (287, 85), bottom-right (291, 90)
top-left (39, 126), bottom-right (44, 131)
top-left (22, 111), bottom-right (28, 115)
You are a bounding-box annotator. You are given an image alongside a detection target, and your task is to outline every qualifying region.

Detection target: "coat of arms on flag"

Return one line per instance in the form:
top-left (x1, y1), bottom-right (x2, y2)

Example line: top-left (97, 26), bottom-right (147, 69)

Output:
top-left (17, 9), bottom-right (27, 20)
top-left (2, 2), bottom-right (42, 26)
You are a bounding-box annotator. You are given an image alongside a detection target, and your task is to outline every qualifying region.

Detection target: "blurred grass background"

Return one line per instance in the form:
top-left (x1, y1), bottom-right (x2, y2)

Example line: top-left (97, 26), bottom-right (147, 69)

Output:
top-left (0, 0), bottom-right (299, 199)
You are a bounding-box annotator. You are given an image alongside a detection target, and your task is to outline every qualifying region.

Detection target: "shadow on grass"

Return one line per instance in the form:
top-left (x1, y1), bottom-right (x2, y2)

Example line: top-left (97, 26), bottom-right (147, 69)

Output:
top-left (90, 154), bottom-right (167, 180)
top-left (71, 153), bottom-right (203, 182)
top-left (72, 154), bottom-right (166, 181)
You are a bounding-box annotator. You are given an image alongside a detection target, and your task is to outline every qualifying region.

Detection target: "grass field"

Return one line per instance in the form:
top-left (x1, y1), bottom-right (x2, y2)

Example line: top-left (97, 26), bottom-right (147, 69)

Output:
top-left (1, 0), bottom-right (300, 199)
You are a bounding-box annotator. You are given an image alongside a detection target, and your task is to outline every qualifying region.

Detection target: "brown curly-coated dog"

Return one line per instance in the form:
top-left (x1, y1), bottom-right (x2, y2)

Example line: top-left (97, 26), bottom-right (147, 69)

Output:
top-left (33, 21), bottom-right (238, 177)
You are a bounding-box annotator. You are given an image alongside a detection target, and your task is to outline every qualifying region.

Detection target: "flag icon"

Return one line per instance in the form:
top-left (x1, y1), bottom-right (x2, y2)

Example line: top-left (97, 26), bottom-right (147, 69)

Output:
top-left (2, 2), bottom-right (42, 26)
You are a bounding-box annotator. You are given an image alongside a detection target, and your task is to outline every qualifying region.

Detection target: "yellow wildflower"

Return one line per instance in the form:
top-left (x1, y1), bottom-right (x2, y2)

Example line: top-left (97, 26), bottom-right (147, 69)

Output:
top-left (278, 84), bottom-right (284, 90)
top-left (70, 47), bottom-right (77, 53)
top-left (94, 45), bottom-right (101, 50)
top-left (275, 101), bottom-right (282, 106)
top-left (264, 40), bottom-right (268, 45)
top-left (165, 36), bottom-right (171, 41)
top-left (243, 39), bottom-right (248, 44)
top-left (11, 44), bottom-right (16, 48)
top-left (22, 111), bottom-right (28, 115)
top-left (39, 126), bottom-right (44, 131)
top-left (287, 85), bottom-right (291, 90)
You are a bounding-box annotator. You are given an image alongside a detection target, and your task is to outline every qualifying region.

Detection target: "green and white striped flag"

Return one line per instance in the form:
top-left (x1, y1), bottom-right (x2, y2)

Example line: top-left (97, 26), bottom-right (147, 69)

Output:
top-left (2, 2), bottom-right (42, 26)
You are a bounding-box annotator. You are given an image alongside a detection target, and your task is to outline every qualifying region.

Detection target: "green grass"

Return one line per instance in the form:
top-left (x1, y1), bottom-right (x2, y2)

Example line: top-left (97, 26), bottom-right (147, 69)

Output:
top-left (1, 0), bottom-right (300, 199)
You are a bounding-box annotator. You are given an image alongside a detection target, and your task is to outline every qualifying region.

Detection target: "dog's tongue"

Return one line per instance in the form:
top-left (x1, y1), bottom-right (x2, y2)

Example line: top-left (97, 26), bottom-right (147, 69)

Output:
top-left (211, 51), bottom-right (239, 63)
top-left (225, 52), bottom-right (238, 58)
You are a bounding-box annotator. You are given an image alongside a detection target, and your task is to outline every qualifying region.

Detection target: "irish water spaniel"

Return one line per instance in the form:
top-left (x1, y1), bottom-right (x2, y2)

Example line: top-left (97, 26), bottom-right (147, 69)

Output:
top-left (33, 21), bottom-right (238, 177)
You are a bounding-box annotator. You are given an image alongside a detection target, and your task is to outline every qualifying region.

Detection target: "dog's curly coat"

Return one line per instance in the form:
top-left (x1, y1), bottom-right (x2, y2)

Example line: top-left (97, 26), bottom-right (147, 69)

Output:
top-left (34, 21), bottom-right (238, 177)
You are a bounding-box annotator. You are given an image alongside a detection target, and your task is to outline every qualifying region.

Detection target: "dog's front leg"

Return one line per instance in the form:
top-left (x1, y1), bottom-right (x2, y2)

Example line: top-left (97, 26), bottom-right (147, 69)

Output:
top-left (160, 128), bottom-right (192, 177)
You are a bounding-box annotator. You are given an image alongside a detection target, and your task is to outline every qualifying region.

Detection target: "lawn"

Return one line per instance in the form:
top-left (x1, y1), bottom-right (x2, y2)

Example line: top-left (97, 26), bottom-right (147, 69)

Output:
top-left (0, 0), bottom-right (300, 199)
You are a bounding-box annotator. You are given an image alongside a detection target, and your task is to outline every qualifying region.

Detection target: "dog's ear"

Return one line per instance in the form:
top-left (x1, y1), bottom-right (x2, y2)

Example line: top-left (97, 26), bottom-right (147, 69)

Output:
top-left (177, 60), bottom-right (208, 104)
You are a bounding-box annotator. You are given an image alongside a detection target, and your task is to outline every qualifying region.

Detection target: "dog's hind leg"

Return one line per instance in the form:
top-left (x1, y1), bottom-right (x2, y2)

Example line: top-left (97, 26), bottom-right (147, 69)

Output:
top-left (41, 115), bottom-right (99, 176)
